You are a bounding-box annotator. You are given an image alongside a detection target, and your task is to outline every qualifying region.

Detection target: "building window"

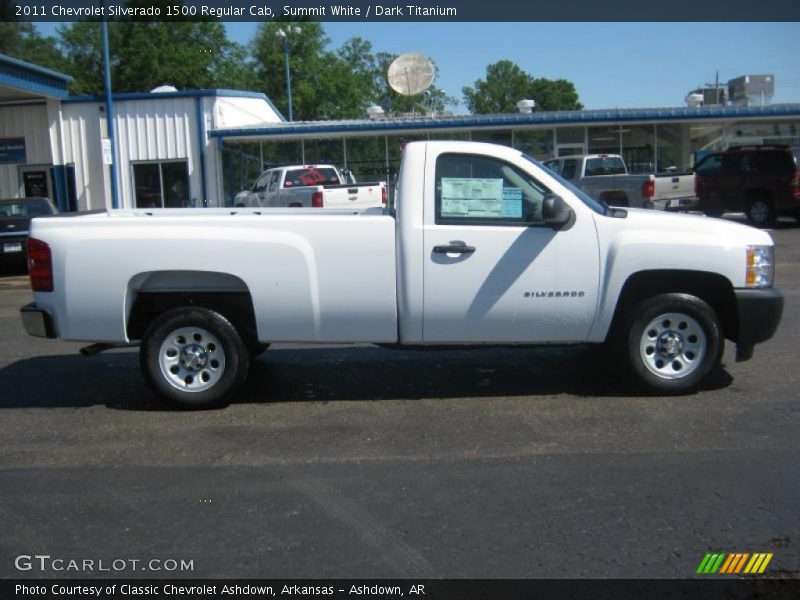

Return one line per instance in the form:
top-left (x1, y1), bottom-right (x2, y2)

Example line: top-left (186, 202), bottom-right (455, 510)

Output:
top-left (588, 126), bottom-right (621, 155)
top-left (133, 160), bottom-right (190, 208)
top-left (620, 126), bottom-right (655, 174)
top-left (513, 129), bottom-right (554, 161)
top-left (655, 124), bottom-right (688, 173)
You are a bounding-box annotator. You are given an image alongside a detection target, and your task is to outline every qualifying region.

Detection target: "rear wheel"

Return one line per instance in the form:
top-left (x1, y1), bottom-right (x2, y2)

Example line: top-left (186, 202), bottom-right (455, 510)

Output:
top-left (140, 307), bottom-right (250, 408)
top-left (621, 294), bottom-right (722, 394)
top-left (746, 195), bottom-right (776, 227)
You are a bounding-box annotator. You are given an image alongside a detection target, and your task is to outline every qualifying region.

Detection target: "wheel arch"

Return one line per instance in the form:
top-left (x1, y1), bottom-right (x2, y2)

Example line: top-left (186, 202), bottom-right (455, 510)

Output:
top-left (746, 187), bottom-right (773, 201)
top-left (607, 270), bottom-right (738, 342)
top-left (125, 270), bottom-right (258, 346)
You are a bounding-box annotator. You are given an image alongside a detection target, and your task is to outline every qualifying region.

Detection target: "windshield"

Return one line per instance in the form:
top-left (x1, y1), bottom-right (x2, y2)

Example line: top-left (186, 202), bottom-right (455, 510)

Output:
top-left (521, 154), bottom-right (606, 215)
top-left (0, 198), bottom-right (55, 218)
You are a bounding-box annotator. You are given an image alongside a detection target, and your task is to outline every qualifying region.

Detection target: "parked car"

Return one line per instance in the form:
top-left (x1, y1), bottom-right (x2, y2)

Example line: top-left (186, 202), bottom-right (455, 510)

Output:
top-left (694, 144), bottom-right (800, 227)
top-left (0, 197), bottom-right (57, 272)
top-left (235, 164), bottom-right (387, 210)
top-left (20, 141), bottom-right (783, 408)
top-left (543, 154), bottom-right (696, 210)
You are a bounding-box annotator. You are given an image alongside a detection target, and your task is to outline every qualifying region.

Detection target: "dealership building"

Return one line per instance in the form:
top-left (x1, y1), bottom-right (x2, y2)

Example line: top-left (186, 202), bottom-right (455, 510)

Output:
top-left (2, 52), bottom-right (799, 211)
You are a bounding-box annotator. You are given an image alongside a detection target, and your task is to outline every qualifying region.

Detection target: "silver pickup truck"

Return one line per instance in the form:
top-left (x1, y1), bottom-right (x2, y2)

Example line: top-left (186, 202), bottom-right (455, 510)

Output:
top-left (235, 164), bottom-right (387, 210)
top-left (544, 154), bottom-right (696, 210)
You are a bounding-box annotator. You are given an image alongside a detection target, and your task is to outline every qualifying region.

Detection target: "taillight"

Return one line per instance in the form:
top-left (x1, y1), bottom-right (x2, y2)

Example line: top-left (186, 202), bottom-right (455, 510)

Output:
top-left (642, 179), bottom-right (655, 198)
top-left (793, 170), bottom-right (800, 200)
top-left (28, 238), bottom-right (53, 292)
top-left (381, 186), bottom-right (388, 206)
top-left (311, 191), bottom-right (323, 208)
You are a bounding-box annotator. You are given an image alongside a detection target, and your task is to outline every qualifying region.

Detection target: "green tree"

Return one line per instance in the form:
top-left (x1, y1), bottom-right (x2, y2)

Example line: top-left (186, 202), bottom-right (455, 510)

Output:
top-left (252, 22), bottom-right (330, 120)
top-left (0, 18), bottom-right (66, 73)
top-left (59, 18), bottom-right (255, 95)
top-left (463, 60), bottom-right (582, 114)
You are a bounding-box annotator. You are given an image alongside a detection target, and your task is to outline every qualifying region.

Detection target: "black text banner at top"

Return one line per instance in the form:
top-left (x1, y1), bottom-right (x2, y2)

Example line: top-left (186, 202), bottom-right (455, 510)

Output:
top-left (10, 0), bottom-right (800, 22)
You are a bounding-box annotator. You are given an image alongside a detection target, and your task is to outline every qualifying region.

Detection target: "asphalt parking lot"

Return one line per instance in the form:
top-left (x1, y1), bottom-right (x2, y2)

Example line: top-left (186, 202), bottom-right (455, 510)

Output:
top-left (1, 216), bottom-right (798, 580)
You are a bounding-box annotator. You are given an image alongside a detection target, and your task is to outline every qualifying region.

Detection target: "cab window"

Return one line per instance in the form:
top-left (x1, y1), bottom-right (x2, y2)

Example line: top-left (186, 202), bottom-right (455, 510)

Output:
top-left (561, 159), bottom-right (578, 180)
top-left (435, 153), bottom-right (550, 226)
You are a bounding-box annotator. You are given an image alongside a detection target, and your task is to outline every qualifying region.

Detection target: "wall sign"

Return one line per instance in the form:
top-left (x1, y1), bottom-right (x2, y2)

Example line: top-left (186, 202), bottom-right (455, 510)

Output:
top-left (0, 138), bottom-right (27, 164)
top-left (23, 171), bottom-right (49, 198)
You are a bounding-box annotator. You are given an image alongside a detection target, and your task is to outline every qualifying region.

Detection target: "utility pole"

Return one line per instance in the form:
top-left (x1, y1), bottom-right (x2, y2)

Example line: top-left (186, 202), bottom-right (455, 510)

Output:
top-left (276, 26), bottom-right (302, 121)
top-left (101, 18), bottom-right (119, 209)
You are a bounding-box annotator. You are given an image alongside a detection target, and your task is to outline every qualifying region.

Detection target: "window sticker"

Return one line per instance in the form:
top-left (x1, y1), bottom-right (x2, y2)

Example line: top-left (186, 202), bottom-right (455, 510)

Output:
top-left (441, 178), bottom-right (504, 218)
top-left (502, 187), bottom-right (523, 218)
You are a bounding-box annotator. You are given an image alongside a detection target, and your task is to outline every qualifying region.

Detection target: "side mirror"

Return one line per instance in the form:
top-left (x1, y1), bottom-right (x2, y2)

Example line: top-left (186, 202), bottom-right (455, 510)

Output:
top-left (542, 193), bottom-right (573, 228)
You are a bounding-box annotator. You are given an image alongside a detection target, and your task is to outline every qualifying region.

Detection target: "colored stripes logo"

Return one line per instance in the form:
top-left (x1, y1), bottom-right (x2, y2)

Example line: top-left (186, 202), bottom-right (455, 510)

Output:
top-left (696, 552), bottom-right (773, 574)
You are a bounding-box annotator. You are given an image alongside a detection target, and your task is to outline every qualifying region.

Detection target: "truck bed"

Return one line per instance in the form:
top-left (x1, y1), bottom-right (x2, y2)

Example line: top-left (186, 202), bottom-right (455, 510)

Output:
top-left (30, 208), bottom-right (398, 344)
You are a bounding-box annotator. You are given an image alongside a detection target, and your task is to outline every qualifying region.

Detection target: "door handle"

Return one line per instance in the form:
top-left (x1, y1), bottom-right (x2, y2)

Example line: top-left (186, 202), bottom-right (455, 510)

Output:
top-left (433, 244), bottom-right (476, 254)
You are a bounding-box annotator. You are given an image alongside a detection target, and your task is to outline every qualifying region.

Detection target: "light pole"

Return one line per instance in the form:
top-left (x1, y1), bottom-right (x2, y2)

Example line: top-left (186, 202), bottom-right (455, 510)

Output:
top-left (276, 25), bottom-right (301, 121)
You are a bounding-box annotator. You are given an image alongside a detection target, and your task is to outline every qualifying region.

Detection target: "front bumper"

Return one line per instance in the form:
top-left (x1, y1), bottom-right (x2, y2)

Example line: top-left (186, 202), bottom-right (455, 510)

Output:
top-left (733, 287), bottom-right (783, 347)
top-left (20, 303), bottom-right (57, 339)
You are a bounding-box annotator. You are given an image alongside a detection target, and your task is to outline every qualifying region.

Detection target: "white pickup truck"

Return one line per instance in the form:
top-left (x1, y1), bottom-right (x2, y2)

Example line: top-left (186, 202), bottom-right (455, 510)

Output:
top-left (21, 141), bottom-right (783, 408)
top-left (544, 154), bottom-right (697, 211)
top-left (234, 164), bottom-right (387, 210)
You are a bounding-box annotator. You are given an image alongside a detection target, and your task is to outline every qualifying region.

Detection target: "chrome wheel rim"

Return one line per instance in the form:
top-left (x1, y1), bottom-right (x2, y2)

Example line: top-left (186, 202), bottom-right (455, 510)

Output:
top-left (159, 326), bottom-right (225, 393)
top-left (639, 312), bottom-right (706, 380)
top-left (750, 201), bottom-right (769, 224)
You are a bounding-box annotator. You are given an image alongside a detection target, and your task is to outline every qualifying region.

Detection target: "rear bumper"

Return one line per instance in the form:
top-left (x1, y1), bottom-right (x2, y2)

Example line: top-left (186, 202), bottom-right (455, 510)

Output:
top-left (0, 236), bottom-right (28, 264)
top-left (733, 288), bottom-right (783, 345)
top-left (20, 303), bottom-right (57, 339)
top-left (647, 196), bottom-right (699, 211)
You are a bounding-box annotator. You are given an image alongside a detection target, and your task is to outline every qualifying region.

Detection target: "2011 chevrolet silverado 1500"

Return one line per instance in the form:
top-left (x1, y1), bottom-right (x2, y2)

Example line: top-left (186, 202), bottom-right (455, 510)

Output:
top-left (20, 141), bottom-right (783, 408)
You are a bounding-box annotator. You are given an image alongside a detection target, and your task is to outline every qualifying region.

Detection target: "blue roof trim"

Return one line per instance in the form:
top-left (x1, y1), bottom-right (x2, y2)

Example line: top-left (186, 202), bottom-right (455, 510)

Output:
top-left (63, 88), bottom-right (287, 121)
top-left (209, 104), bottom-right (800, 139)
top-left (0, 53), bottom-right (72, 100)
top-left (0, 53), bottom-right (73, 83)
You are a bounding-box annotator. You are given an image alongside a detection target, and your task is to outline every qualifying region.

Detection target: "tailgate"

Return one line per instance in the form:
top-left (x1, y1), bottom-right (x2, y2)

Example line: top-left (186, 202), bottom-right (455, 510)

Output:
top-left (654, 173), bottom-right (695, 202)
top-left (323, 184), bottom-right (384, 209)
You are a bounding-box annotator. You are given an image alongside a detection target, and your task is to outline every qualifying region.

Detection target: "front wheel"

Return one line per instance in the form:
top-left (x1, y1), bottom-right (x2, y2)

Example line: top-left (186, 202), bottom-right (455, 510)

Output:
top-left (140, 307), bottom-right (250, 408)
top-left (622, 294), bottom-right (722, 394)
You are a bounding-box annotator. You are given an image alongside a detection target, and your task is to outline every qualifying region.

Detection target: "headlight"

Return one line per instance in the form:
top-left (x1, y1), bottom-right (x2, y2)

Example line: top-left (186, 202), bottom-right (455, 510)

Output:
top-left (745, 245), bottom-right (774, 288)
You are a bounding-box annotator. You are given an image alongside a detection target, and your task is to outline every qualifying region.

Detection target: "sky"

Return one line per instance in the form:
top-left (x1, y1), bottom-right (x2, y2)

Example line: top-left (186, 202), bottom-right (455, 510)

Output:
top-left (37, 22), bottom-right (800, 113)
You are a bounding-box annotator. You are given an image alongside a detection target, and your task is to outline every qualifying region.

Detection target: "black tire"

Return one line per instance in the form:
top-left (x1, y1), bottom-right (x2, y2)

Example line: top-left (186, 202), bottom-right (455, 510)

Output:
top-left (745, 195), bottom-right (776, 228)
top-left (698, 195), bottom-right (723, 218)
top-left (139, 306), bottom-right (250, 408)
top-left (620, 293), bottom-right (723, 394)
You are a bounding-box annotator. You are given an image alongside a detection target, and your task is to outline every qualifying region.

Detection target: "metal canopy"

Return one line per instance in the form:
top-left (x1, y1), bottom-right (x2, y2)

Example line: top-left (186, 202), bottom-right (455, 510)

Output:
top-left (0, 53), bottom-right (72, 102)
top-left (209, 104), bottom-right (800, 143)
